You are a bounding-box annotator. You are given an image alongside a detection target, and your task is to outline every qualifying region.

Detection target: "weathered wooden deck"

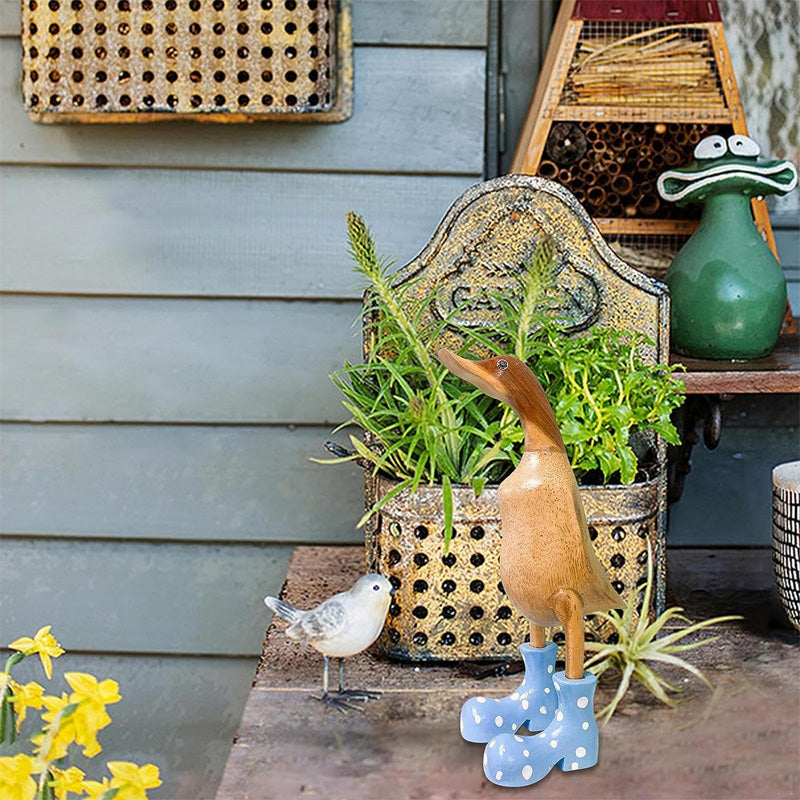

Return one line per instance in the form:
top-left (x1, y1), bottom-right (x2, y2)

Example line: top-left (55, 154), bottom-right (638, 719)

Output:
top-left (217, 546), bottom-right (799, 800)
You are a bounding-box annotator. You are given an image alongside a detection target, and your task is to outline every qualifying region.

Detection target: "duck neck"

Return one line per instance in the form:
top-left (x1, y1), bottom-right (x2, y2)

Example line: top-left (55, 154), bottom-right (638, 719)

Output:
top-left (511, 382), bottom-right (566, 454)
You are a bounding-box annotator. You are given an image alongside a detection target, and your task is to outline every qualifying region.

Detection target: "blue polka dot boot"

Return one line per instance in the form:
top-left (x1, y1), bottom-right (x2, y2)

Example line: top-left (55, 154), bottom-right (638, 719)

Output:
top-left (460, 642), bottom-right (558, 743)
top-left (482, 670), bottom-right (599, 787)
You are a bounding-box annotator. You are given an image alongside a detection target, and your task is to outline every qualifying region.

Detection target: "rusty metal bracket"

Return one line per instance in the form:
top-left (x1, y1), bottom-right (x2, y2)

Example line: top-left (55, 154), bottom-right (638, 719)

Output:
top-left (667, 394), bottom-right (723, 503)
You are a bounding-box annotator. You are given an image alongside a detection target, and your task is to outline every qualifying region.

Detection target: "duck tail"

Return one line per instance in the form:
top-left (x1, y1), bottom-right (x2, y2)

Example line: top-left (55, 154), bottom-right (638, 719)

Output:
top-left (264, 595), bottom-right (304, 625)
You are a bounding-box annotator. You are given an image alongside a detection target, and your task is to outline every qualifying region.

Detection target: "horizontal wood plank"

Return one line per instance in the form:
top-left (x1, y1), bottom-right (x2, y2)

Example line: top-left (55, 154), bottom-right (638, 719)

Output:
top-left (0, 42), bottom-right (485, 174)
top-left (0, 167), bottom-right (473, 297)
top-left (0, 423), bottom-right (366, 542)
top-left (0, 295), bottom-right (364, 423)
top-left (1, 0), bottom-right (488, 44)
top-left (0, 0), bottom-right (16, 36)
top-left (673, 331), bottom-right (800, 395)
top-left (0, 537), bottom-right (292, 655)
top-left (353, 0), bottom-right (487, 47)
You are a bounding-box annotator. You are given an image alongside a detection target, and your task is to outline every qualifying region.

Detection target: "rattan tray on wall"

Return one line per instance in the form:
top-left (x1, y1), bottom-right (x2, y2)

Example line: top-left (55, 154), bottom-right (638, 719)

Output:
top-left (20, 0), bottom-right (352, 122)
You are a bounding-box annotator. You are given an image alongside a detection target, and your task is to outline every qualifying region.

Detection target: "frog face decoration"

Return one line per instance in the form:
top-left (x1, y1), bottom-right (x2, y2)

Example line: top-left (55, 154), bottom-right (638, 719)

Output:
top-left (657, 134), bottom-right (797, 206)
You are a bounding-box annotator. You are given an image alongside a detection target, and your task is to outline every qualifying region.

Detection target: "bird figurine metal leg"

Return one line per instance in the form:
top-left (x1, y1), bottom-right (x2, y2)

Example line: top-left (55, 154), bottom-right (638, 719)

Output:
top-left (264, 574), bottom-right (394, 714)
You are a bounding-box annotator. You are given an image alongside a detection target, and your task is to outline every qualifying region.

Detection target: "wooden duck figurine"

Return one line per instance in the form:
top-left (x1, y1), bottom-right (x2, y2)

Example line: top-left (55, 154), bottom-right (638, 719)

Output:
top-left (438, 349), bottom-right (620, 787)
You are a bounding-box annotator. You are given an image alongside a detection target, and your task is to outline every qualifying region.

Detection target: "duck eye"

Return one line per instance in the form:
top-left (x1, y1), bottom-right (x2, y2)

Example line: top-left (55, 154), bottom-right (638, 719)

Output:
top-left (727, 135), bottom-right (760, 157)
top-left (694, 135), bottom-right (728, 160)
top-left (497, 359), bottom-right (509, 371)
top-left (373, 584), bottom-right (380, 591)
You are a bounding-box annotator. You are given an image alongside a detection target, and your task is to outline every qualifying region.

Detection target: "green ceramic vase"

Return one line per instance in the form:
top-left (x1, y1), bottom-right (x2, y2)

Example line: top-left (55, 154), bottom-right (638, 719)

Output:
top-left (657, 134), bottom-right (797, 360)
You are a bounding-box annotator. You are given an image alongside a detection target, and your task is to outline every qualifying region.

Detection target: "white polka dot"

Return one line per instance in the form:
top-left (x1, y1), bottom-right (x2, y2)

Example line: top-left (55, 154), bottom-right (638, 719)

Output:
top-left (483, 752), bottom-right (488, 766)
top-left (571, 762), bottom-right (579, 771)
top-left (473, 713), bottom-right (482, 724)
top-left (521, 699), bottom-right (529, 710)
top-left (523, 749), bottom-right (530, 757)
top-left (577, 696), bottom-right (589, 709)
top-left (539, 706), bottom-right (547, 714)
top-left (522, 765), bottom-right (533, 780)
top-left (550, 740), bottom-right (558, 748)
top-left (544, 687), bottom-right (550, 694)
top-left (547, 665), bottom-right (554, 673)
top-left (511, 723), bottom-right (517, 731)
top-left (582, 721), bottom-right (589, 730)
top-left (514, 735), bottom-right (523, 743)
top-left (460, 717), bottom-right (464, 733)
top-left (495, 715), bottom-right (504, 727)
top-left (489, 740), bottom-right (495, 749)
top-left (575, 746), bottom-right (587, 758)
top-left (495, 771), bottom-right (503, 781)
top-left (476, 697), bottom-right (486, 704)
top-left (556, 710), bottom-right (564, 722)
top-left (539, 732), bottom-right (546, 738)
top-left (510, 692), bottom-right (520, 701)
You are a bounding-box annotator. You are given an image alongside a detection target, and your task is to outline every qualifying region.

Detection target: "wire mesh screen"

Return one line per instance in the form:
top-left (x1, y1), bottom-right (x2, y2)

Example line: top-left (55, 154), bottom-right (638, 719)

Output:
top-left (606, 234), bottom-right (690, 281)
top-left (21, 0), bottom-right (351, 121)
top-left (561, 22), bottom-right (726, 112)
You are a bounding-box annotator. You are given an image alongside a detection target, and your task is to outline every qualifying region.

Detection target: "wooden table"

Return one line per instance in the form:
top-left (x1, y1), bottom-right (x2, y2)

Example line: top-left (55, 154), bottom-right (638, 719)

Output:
top-left (216, 545), bottom-right (798, 800)
top-left (672, 330), bottom-right (800, 395)
top-left (667, 329), bottom-right (799, 501)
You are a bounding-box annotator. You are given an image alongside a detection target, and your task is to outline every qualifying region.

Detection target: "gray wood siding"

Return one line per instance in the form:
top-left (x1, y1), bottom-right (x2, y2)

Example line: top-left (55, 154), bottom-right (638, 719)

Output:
top-left (0, 1), bottom-right (489, 667)
top-left (0, 424), bottom-right (363, 542)
top-left (0, 538), bottom-right (294, 655)
top-left (0, 169), bottom-right (475, 297)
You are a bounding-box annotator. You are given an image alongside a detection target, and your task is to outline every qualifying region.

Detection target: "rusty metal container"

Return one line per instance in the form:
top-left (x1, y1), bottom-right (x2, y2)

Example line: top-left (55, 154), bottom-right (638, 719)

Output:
top-left (365, 473), bottom-right (663, 662)
top-left (358, 176), bottom-right (671, 661)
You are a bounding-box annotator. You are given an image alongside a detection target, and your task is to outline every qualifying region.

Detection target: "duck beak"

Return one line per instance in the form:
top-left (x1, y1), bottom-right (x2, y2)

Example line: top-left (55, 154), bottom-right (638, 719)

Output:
top-left (437, 349), bottom-right (505, 402)
top-left (436, 349), bottom-right (480, 384)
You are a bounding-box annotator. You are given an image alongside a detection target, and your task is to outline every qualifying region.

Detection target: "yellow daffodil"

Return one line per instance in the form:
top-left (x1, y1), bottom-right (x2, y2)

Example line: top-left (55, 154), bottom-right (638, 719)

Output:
top-left (81, 777), bottom-right (113, 800)
top-left (49, 765), bottom-right (86, 800)
top-left (107, 761), bottom-right (162, 800)
top-left (0, 753), bottom-right (38, 800)
top-left (64, 673), bottom-right (121, 710)
top-left (8, 680), bottom-right (44, 732)
top-left (35, 694), bottom-right (77, 761)
top-left (8, 626), bottom-right (65, 680)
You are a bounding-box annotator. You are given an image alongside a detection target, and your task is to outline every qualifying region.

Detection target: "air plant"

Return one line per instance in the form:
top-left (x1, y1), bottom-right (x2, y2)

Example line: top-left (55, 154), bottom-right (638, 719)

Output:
top-left (583, 545), bottom-right (741, 724)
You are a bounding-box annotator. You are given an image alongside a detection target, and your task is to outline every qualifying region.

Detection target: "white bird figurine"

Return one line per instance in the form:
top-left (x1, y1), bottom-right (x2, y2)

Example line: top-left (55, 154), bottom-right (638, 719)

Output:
top-left (264, 574), bottom-right (394, 712)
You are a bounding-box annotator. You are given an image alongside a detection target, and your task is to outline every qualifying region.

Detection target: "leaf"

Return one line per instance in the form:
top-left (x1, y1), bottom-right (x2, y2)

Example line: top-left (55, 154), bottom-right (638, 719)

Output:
top-left (442, 475), bottom-right (454, 552)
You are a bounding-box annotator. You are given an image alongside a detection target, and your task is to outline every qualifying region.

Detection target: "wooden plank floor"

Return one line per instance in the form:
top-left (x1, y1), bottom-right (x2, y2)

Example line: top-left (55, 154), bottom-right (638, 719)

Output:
top-left (217, 546), bottom-right (799, 800)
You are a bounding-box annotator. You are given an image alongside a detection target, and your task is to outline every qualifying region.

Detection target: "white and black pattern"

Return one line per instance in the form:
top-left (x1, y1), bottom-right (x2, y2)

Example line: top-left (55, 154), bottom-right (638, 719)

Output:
top-left (773, 461), bottom-right (800, 632)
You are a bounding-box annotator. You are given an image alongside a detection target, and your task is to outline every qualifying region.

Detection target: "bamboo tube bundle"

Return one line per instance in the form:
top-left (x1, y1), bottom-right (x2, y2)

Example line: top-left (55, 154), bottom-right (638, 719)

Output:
top-left (566, 25), bottom-right (724, 107)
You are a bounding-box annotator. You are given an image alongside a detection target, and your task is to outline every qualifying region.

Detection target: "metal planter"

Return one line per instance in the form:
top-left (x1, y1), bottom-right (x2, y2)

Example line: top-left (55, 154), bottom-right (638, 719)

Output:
top-left (364, 472), bottom-right (665, 662)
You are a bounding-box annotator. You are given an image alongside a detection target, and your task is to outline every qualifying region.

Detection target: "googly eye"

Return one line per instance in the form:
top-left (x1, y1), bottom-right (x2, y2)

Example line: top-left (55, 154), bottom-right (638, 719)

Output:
top-left (694, 135), bottom-right (728, 159)
top-left (727, 134), bottom-right (760, 157)
top-left (497, 359), bottom-right (509, 371)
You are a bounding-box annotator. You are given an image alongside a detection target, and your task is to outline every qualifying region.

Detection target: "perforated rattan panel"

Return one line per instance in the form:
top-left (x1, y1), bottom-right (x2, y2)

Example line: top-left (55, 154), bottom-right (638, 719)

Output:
top-left (21, 0), bottom-right (352, 122)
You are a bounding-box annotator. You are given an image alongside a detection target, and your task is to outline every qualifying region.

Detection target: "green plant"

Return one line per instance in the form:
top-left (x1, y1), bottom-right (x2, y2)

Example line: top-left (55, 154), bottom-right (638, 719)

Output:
top-left (583, 549), bottom-right (741, 724)
top-left (464, 244), bottom-right (685, 485)
top-left (315, 213), bottom-right (521, 543)
top-left (0, 626), bottom-right (162, 800)
top-left (320, 212), bottom-right (685, 541)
